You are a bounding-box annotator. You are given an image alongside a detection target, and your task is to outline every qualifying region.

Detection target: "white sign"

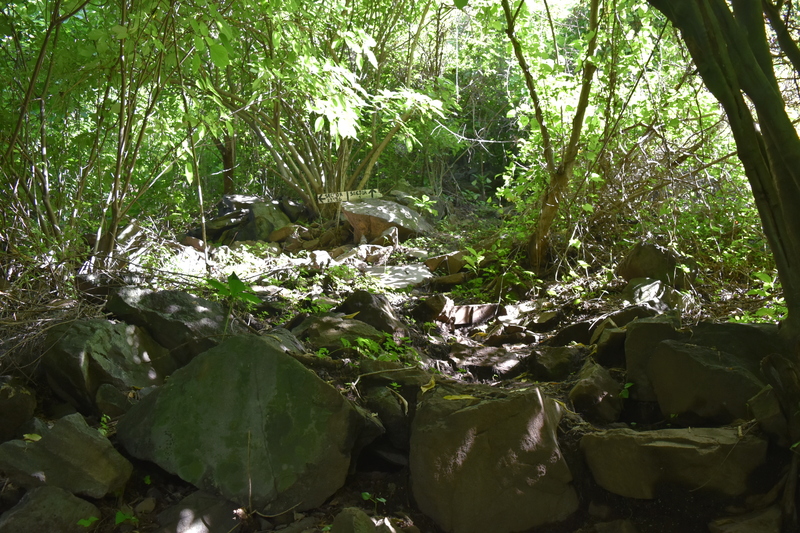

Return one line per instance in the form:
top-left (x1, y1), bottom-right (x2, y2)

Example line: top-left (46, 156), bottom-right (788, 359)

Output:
top-left (317, 189), bottom-right (382, 204)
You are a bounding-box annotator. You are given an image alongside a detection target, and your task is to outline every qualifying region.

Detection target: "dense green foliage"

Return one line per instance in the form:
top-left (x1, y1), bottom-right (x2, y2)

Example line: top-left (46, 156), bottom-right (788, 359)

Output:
top-left (0, 0), bottom-right (780, 320)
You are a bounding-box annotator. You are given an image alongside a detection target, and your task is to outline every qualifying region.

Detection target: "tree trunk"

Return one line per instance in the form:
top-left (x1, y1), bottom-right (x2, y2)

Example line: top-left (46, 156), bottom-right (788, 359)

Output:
top-left (646, 0), bottom-right (800, 343)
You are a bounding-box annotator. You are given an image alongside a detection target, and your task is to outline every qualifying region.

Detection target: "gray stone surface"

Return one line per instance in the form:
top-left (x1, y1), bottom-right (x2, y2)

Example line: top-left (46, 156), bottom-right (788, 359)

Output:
top-left (106, 288), bottom-right (230, 367)
top-left (42, 319), bottom-right (172, 414)
top-left (117, 335), bottom-right (371, 513)
top-left (291, 315), bottom-right (387, 354)
top-left (569, 360), bottom-right (622, 424)
top-left (649, 340), bottom-right (765, 424)
top-left (342, 199), bottom-right (433, 243)
top-left (331, 507), bottom-right (376, 533)
top-left (0, 486), bottom-right (100, 533)
top-left (410, 384), bottom-right (578, 533)
top-left (0, 413), bottom-right (132, 498)
top-left (624, 314), bottom-right (685, 401)
top-left (581, 427), bottom-right (768, 499)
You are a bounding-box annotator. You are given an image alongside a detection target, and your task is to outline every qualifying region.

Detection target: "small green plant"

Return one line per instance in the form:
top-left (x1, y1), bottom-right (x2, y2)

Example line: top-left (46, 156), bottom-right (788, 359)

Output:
top-left (207, 272), bottom-right (262, 333)
top-left (361, 491), bottom-right (386, 513)
top-left (77, 516), bottom-right (99, 528)
top-left (409, 194), bottom-right (439, 217)
top-left (115, 510), bottom-right (138, 526)
top-left (315, 347), bottom-right (331, 359)
top-left (97, 414), bottom-right (111, 437)
top-left (462, 246), bottom-right (486, 276)
top-left (619, 382), bottom-right (634, 399)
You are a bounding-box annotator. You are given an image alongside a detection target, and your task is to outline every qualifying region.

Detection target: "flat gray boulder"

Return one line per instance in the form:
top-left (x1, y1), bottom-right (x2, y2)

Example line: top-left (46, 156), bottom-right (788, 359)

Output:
top-left (0, 486), bottom-right (99, 533)
top-left (117, 335), bottom-right (372, 513)
top-left (0, 413), bottom-right (132, 498)
top-left (581, 427), bottom-right (768, 499)
top-left (342, 199), bottom-right (433, 243)
top-left (649, 340), bottom-right (765, 424)
top-left (410, 384), bottom-right (578, 533)
top-left (42, 319), bottom-right (173, 414)
top-left (106, 288), bottom-right (230, 366)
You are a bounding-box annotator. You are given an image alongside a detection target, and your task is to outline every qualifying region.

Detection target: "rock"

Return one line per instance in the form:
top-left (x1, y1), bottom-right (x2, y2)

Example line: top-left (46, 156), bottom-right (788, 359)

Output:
top-left (291, 315), bottom-right (387, 355)
top-left (259, 327), bottom-right (307, 355)
top-left (616, 242), bottom-right (696, 289)
top-left (0, 486), bottom-right (100, 533)
top-left (581, 427), bottom-right (768, 499)
top-left (338, 244), bottom-right (393, 265)
top-left (520, 345), bottom-right (588, 381)
top-left (191, 195), bottom-right (292, 243)
top-left (0, 413), bottom-right (132, 498)
top-left (424, 251), bottom-right (467, 275)
top-left (331, 507), bottom-right (376, 533)
top-left (748, 385), bottom-right (789, 446)
top-left (569, 360), bottom-right (623, 424)
top-left (117, 335), bottom-right (374, 513)
top-left (106, 288), bottom-right (230, 367)
top-left (42, 319), bottom-right (172, 414)
top-left (621, 278), bottom-right (691, 312)
top-left (708, 505), bottom-right (781, 533)
top-left (342, 199), bottom-right (433, 243)
top-left (335, 291), bottom-right (408, 340)
top-left (94, 383), bottom-right (134, 417)
top-left (649, 340), bottom-right (765, 424)
top-left (0, 376), bottom-right (36, 442)
top-left (447, 303), bottom-right (500, 327)
top-left (370, 226), bottom-right (400, 247)
top-left (448, 343), bottom-right (522, 379)
top-left (362, 385), bottom-right (411, 450)
top-left (362, 264), bottom-right (435, 289)
top-left (544, 321), bottom-right (592, 347)
top-left (593, 326), bottom-right (627, 368)
top-left (624, 314), bottom-right (685, 401)
top-left (411, 294), bottom-right (454, 323)
top-left (410, 384), bottom-right (578, 533)
top-left (155, 490), bottom-right (241, 533)
top-left (689, 322), bottom-right (782, 368)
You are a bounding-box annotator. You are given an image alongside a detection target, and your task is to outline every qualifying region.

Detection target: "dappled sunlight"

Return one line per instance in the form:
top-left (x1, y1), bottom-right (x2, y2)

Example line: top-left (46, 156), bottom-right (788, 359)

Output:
top-left (436, 427), bottom-right (477, 481)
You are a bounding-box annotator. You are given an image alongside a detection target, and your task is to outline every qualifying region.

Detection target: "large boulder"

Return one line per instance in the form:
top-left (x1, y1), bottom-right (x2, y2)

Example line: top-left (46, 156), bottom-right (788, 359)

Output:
top-left (342, 199), bottom-right (433, 243)
top-left (117, 335), bottom-right (377, 513)
top-left (0, 413), bottom-right (132, 498)
top-left (581, 427), bottom-right (768, 499)
top-left (335, 290), bottom-right (408, 340)
top-left (616, 242), bottom-right (696, 289)
top-left (188, 195), bottom-right (292, 244)
top-left (569, 360), bottom-right (623, 424)
top-left (624, 314), bottom-right (686, 401)
top-left (410, 383), bottom-right (578, 533)
top-left (42, 319), bottom-right (173, 414)
top-left (649, 340), bottom-right (765, 424)
top-left (106, 288), bottom-right (230, 367)
top-left (0, 486), bottom-right (100, 533)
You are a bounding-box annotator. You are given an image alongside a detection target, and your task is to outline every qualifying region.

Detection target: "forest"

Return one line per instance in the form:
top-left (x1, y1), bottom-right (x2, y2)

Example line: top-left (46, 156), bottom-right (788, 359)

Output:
top-left (3, 0), bottom-right (800, 532)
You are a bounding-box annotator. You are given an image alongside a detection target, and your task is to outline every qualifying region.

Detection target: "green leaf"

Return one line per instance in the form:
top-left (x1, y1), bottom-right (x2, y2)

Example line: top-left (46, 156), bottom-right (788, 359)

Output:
top-left (77, 516), bottom-right (100, 527)
top-left (314, 115), bottom-right (325, 133)
top-left (208, 43), bottom-right (229, 68)
top-left (754, 272), bottom-right (773, 283)
top-left (226, 272), bottom-right (248, 294)
top-left (207, 278), bottom-right (230, 296)
top-left (454, 0), bottom-right (469, 9)
top-left (111, 24), bottom-right (128, 39)
top-left (581, 203), bottom-right (594, 213)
